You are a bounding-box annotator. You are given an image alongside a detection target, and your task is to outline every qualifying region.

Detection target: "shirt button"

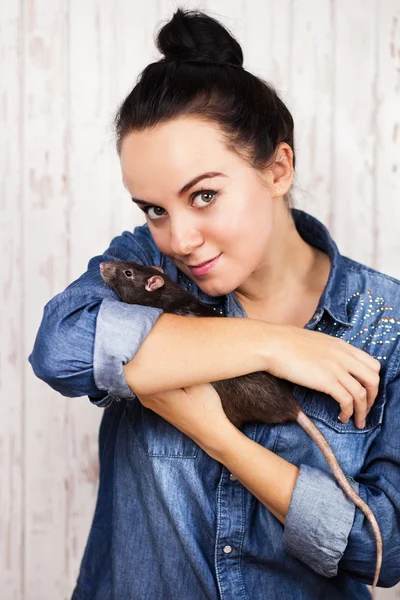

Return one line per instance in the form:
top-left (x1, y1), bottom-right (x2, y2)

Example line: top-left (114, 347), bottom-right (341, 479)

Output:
top-left (223, 545), bottom-right (233, 554)
top-left (229, 473), bottom-right (238, 481)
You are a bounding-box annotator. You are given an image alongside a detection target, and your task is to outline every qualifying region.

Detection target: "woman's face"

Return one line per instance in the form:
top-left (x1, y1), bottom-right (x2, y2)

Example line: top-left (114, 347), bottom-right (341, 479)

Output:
top-left (120, 116), bottom-right (281, 297)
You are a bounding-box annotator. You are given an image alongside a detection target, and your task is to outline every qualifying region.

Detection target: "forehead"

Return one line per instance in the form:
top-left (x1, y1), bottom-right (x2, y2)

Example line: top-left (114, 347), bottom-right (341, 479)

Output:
top-left (120, 116), bottom-right (238, 194)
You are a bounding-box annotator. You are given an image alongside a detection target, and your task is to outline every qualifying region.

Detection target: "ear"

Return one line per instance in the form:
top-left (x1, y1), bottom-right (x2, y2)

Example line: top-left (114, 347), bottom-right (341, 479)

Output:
top-left (152, 266), bottom-right (164, 273)
top-left (145, 275), bottom-right (165, 292)
top-left (264, 142), bottom-right (294, 199)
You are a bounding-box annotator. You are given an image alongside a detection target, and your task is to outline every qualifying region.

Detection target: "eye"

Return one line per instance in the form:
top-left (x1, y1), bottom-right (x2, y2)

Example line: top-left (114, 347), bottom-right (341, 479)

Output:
top-left (124, 270), bottom-right (133, 277)
top-left (191, 189), bottom-right (217, 207)
top-left (144, 206), bottom-right (166, 220)
top-left (142, 189), bottom-right (218, 221)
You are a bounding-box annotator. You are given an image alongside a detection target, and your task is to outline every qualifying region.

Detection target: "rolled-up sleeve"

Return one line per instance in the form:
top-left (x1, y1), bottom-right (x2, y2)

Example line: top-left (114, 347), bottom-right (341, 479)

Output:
top-left (282, 347), bottom-right (400, 588)
top-left (282, 464), bottom-right (358, 577)
top-left (93, 298), bottom-right (162, 401)
top-left (28, 228), bottom-right (164, 405)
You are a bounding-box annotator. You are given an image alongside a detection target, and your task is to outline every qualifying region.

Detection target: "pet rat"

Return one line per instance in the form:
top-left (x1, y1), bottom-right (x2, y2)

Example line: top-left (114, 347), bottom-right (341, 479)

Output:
top-left (99, 260), bottom-right (382, 592)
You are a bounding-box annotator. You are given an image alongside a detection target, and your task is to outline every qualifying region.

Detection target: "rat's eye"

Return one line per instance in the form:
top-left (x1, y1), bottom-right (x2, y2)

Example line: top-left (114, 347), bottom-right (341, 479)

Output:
top-left (124, 270), bottom-right (133, 277)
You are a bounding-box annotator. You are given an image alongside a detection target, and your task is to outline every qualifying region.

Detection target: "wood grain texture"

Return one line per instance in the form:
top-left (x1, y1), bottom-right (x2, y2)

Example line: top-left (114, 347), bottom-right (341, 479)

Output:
top-left (331, 0), bottom-right (378, 267)
top-left (288, 0), bottom-right (334, 226)
top-left (375, 1), bottom-right (400, 280)
top-left (23, 1), bottom-right (71, 598)
top-left (0, 5), bottom-right (24, 600)
top-left (1, 0), bottom-right (399, 598)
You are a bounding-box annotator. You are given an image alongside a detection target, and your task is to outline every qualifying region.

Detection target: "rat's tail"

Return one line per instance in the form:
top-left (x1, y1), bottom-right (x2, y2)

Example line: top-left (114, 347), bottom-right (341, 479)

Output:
top-left (296, 410), bottom-right (382, 594)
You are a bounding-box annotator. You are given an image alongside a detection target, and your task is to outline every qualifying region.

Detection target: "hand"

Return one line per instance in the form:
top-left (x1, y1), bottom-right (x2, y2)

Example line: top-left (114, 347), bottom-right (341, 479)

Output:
top-left (265, 324), bottom-right (381, 429)
top-left (136, 383), bottom-right (237, 456)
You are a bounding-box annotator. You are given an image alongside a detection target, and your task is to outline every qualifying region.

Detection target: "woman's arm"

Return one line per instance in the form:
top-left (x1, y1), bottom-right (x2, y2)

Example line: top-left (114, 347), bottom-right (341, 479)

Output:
top-left (28, 228), bottom-right (163, 400)
top-left (123, 313), bottom-right (272, 394)
top-left (207, 426), bottom-right (298, 525)
top-left (205, 355), bottom-right (400, 588)
top-left (124, 315), bottom-right (380, 426)
top-left (136, 381), bottom-right (298, 525)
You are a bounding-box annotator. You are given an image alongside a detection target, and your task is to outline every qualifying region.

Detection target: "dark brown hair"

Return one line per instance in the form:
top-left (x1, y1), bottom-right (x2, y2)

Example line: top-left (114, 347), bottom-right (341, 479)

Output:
top-left (113, 7), bottom-right (296, 206)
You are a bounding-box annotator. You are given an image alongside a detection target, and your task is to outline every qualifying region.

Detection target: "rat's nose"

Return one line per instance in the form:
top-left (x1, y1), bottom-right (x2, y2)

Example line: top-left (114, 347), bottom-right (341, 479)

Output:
top-left (100, 262), bottom-right (116, 278)
top-left (100, 262), bottom-right (112, 274)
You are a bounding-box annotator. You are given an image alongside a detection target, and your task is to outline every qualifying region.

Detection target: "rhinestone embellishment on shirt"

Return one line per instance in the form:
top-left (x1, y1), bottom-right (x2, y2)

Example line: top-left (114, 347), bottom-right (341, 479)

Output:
top-left (317, 289), bottom-right (400, 361)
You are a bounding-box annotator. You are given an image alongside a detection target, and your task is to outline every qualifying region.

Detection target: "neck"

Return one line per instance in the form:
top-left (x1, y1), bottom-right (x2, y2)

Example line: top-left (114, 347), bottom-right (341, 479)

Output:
top-left (234, 204), bottom-right (330, 309)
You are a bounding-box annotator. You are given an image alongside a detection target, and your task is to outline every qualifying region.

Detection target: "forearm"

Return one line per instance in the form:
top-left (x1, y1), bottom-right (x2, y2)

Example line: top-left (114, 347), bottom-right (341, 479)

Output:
top-left (124, 313), bottom-right (277, 395)
top-left (206, 427), bottom-right (299, 525)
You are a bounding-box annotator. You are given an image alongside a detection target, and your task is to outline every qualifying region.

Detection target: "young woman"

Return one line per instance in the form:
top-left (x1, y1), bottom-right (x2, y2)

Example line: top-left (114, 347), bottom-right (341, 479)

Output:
top-left (29, 8), bottom-right (400, 599)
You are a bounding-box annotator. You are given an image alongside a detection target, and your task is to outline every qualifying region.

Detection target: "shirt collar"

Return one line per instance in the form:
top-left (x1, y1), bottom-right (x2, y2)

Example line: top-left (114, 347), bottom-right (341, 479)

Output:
top-left (291, 209), bottom-right (350, 326)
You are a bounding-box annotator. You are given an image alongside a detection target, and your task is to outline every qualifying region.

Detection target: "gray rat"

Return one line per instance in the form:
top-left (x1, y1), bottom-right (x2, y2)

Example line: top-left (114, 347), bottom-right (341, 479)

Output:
top-left (99, 260), bottom-right (382, 592)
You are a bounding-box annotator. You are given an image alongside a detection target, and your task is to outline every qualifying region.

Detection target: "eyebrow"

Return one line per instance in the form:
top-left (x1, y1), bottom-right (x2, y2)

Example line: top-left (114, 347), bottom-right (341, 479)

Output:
top-left (130, 172), bottom-right (227, 206)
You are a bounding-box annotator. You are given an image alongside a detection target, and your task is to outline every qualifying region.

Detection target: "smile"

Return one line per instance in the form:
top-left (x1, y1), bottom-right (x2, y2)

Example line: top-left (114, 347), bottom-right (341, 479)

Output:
top-left (187, 254), bottom-right (222, 277)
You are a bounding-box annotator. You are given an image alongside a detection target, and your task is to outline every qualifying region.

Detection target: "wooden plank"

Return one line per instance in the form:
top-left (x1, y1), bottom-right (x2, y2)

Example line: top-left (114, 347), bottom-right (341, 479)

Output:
top-left (23, 1), bottom-right (70, 598)
top-left (0, 3), bottom-right (24, 599)
top-left (290, 0), bottom-right (334, 225)
top-left (331, 0), bottom-right (377, 266)
top-left (375, 1), bottom-right (400, 281)
top-left (240, 0), bottom-right (292, 91)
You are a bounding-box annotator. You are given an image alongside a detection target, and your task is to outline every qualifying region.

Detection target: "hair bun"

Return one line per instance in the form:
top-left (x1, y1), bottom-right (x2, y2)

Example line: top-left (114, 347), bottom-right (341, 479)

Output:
top-left (156, 7), bottom-right (243, 68)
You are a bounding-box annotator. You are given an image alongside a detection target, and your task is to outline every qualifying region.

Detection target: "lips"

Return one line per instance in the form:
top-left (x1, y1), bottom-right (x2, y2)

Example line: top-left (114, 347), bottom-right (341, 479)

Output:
top-left (186, 253), bottom-right (221, 277)
top-left (186, 254), bottom-right (221, 268)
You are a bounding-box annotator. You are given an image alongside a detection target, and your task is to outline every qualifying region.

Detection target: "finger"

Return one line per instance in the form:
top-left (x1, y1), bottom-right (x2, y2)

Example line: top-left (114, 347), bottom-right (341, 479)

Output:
top-left (345, 356), bottom-right (380, 410)
top-left (324, 379), bottom-right (354, 423)
top-left (337, 372), bottom-right (368, 429)
top-left (347, 343), bottom-right (381, 373)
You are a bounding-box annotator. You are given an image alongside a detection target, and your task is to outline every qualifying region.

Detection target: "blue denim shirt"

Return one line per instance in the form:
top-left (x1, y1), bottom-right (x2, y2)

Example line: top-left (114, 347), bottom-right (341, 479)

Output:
top-left (28, 209), bottom-right (400, 599)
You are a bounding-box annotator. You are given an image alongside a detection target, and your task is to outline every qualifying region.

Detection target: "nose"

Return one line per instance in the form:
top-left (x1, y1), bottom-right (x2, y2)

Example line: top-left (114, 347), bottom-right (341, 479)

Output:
top-left (99, 262), bottom-right (114, 275)
top-left (170, 220), bottom-right (203, 256)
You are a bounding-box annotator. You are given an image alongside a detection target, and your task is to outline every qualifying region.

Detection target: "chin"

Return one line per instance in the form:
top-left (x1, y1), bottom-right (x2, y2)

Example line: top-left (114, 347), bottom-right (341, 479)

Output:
top-left (197, 278), bottom-right (238, 298)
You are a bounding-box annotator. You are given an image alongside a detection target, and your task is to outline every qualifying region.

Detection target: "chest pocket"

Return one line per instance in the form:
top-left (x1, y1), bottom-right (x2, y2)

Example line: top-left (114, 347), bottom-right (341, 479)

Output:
top-left (124, 397), bottom-right (200, 458)
top-left (273, 384), bottom-right (386, 478)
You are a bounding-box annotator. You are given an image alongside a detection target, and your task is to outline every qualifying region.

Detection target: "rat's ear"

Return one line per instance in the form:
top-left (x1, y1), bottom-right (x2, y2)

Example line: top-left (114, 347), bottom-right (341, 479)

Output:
top-left (152, 266), bottom-right (164, 273)
top-left (145, 275), bottom-right (165, 292)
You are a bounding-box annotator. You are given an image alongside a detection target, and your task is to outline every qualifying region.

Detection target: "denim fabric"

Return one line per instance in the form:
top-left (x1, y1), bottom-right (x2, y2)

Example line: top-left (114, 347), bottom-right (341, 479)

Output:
top-left (28, 209), bottom-right (400, 599)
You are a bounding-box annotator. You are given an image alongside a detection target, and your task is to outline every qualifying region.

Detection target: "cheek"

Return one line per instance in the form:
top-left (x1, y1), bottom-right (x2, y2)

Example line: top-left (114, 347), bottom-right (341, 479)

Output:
top-left (149, 228), bottom-right (170, 255)
top-left (222, 193), bottom-right (273, 251)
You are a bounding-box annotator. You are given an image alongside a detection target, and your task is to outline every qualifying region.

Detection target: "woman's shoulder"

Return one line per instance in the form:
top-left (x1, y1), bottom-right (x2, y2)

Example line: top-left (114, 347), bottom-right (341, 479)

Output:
top-left (339, 255), bottom-right (400, 380)
top-left (342, 256), bottom-right (400, 329)
top-left (343, 255), bottom-right (400, 298)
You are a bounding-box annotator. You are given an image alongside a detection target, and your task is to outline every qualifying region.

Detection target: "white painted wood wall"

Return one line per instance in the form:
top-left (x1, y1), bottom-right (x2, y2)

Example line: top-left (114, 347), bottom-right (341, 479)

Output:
top-left (1, 0), bottom-right (399, 598)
